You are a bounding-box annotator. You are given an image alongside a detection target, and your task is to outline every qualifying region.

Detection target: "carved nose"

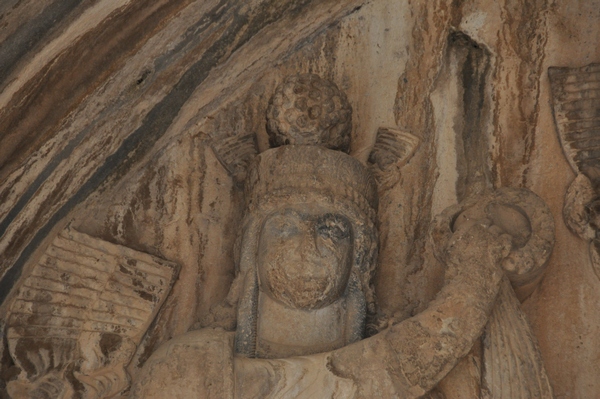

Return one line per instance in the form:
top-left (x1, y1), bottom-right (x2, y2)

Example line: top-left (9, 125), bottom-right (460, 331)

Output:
top-left (293, 225), bottom-right (319, 261)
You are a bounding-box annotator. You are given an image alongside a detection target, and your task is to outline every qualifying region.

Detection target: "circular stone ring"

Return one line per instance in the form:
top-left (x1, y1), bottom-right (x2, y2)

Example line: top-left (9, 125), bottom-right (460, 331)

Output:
top-left (430, 188), bottom-right (555, 300)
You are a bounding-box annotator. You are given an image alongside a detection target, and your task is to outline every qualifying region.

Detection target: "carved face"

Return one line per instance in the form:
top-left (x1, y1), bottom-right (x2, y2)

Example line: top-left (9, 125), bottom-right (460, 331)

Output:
top-left (257, 204), bottom-right (353, 310)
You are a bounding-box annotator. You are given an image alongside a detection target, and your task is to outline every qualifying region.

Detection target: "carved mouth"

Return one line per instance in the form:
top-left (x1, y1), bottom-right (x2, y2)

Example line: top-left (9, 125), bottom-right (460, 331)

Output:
top-left (263, 262), bottom-right (339, 310)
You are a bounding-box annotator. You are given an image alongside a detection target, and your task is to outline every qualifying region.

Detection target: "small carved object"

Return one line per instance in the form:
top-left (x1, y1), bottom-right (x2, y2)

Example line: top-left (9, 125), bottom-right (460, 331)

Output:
top-left (550, 63), bottom-right (600, 279)
top-left (211, 133), bottom-right (258, 184)
top-left (3, 227), bottom-right (178, 398)
top-left (132, 74), bottom-right (556, 398)
top-left (266, 73), bottom-right (352, 152)
top-left (368, 127), bottom-right (420, 191)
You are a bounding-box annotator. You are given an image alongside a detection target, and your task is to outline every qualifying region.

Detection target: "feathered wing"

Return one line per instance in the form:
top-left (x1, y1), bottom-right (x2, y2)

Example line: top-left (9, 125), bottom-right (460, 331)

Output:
top-left (367, 127), bottom-right (420, 191)
top-left (5, 227), bottom-right (178, 398)
top-left (482, 278), bottom-right (553, 399)
top-left (549, 63), bottom-right (600, 180)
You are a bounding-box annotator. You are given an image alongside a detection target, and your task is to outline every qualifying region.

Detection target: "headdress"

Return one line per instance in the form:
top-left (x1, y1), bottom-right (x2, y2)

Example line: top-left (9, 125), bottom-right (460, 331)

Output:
top-left (245, 145), bottom-right (378, 223)
top-left (247, 73), bottom-right (377, 222)
top-left (266, 73), bottom-right (352, 151)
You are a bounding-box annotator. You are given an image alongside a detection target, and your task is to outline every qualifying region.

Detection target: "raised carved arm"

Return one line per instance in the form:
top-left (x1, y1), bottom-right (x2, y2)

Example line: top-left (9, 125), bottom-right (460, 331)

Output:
top-left (234, 219), bottom-right (510, 398)
top-left (327, 220), bottom-right (509, 398)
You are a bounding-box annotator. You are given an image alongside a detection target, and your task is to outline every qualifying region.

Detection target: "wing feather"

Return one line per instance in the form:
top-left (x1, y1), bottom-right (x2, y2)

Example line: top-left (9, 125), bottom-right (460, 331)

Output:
top-left (483, 278), bottom-right (553, 398)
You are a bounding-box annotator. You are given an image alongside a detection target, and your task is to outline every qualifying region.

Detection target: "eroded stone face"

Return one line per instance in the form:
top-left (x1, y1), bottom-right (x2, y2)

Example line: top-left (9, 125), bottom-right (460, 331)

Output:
top-left (257, 205), bottom-right (353, 310)
top-left (234, 143), bottom-right (378, 360)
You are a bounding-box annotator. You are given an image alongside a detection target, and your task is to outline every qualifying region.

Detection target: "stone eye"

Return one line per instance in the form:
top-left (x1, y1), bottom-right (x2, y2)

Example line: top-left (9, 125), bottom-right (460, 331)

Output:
top-left (316, 214), bottom-right (350, 241)
top-left (276, 221), bottom-right (298, 237)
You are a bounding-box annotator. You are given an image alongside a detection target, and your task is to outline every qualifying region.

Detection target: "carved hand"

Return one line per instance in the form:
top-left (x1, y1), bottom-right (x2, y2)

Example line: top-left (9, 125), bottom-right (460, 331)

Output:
top-left (386, 219), bottom-right (509, 396)
top-left (322, 219), bottom-right (511, 398)
top-left (445, 217), bottom-right (513, 278)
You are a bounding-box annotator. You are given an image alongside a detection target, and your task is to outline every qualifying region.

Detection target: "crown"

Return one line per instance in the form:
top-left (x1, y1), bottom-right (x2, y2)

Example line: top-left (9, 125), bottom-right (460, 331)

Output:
top-left (245, 145), bottom-right (378, 221)
top-left (266, 74), bottom-right (352, 152)
top-left (245, 74), bottom-right (377, 221)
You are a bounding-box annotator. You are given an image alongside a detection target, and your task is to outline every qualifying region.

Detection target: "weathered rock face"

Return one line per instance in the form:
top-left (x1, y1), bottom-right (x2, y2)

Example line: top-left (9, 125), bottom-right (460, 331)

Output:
top-left (0, 0), bottom-right (599, 398)
top-left (129, 75), bottom-right (555, 399)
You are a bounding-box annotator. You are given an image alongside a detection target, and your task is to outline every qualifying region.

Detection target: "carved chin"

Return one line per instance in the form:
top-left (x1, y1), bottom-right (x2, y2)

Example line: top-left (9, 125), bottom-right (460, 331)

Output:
top-left (262, 266), bottom-right (341, 310)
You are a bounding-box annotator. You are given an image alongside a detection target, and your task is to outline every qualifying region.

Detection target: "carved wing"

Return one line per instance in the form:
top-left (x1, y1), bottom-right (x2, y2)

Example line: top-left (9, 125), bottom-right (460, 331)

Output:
top-left (368, 127), bottom-right (420, 191)
top-left (5, 226), bottom-right (179, 398)
top-left (549, 63), bottom-right (600, 182)
top-left (211, 132), bottom-right (258, 184)
top-left (482, 278), bottom-right (553, 399)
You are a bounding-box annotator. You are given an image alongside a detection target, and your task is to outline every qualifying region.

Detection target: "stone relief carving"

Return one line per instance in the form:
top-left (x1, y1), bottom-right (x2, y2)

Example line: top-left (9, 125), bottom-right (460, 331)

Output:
top-left (125, 74), bottom-right (556, 398)
top-left (431, 189), bottom-right (554, 398)
top-left (234, 144), bottom-right (377, 359)
top-left (2, 227), bottom-right (178, 398)
top-left (0, 0), bottom-right (598, 395)
top-left (368, 127), bottom-right (420, 192)
top-left (211, 133), bottom-right (258, 185)
top-left (550, 63), bottom-right (600, 280)
top-left (0, 72), bottom-right (557, 398)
